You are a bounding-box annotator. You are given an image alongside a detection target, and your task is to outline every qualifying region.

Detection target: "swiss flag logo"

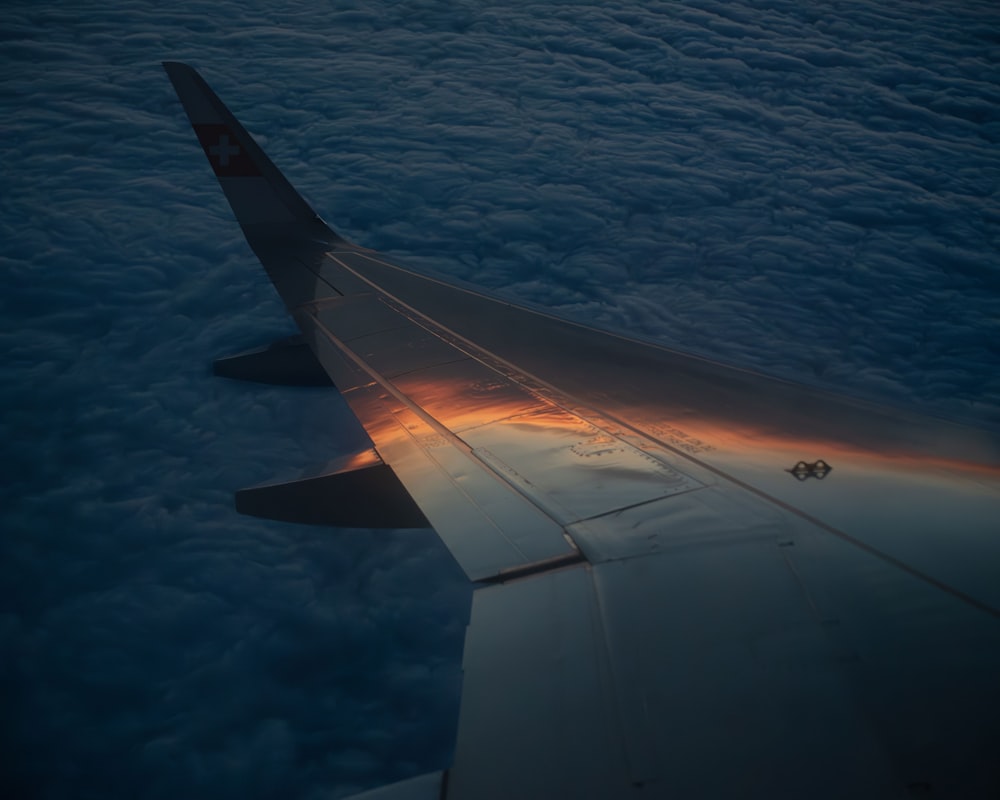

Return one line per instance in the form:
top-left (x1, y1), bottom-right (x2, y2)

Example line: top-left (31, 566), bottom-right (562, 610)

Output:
top-left (194, 124), bottom-right (260, 177)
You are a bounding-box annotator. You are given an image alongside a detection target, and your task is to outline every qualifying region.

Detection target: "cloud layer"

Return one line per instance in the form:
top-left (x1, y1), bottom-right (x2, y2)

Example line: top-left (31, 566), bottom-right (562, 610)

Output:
top-left (2, 0), bottom-right (998, 797)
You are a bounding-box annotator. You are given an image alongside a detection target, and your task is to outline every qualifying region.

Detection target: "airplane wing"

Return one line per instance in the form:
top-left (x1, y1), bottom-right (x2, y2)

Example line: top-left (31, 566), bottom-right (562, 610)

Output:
top-left (163, 63), bottom-right (1000, 799)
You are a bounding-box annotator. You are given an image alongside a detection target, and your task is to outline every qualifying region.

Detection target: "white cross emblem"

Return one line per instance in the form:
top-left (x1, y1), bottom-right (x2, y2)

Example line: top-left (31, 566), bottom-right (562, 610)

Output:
top-left (208, 133), bottom-right (240, 167)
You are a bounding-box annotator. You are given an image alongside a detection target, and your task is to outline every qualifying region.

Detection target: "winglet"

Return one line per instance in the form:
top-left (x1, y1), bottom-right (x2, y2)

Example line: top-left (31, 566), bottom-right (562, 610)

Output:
top-left (163, 62), bottom-right (336, 233)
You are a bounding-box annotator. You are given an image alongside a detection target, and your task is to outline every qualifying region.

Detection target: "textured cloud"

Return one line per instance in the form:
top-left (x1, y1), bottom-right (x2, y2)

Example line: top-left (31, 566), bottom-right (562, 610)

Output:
top-left (2, 0), bottom-right (999, 798)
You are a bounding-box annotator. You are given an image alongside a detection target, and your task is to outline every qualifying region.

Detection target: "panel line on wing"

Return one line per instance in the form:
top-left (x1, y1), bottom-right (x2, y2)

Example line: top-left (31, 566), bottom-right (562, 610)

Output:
top-left (306, 314), bottom-right (579, 577)
top-left (312, 249), bottom-right (997, 614)
top-left (327, 250), bottom-right (714, 476)
top-left (326, 253), bottom-right (1000, 617)
top-left (476, 551), bottom-right (585, 585)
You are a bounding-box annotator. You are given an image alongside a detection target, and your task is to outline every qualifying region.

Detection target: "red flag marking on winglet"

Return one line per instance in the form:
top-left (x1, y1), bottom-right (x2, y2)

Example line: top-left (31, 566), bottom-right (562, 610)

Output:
top-left (194, 124), bottom-right (261, 178)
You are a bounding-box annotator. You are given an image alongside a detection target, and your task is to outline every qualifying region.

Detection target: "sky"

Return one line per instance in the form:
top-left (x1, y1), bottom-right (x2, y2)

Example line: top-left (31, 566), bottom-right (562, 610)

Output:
top-left (2, 1), bottom-right (999, 797)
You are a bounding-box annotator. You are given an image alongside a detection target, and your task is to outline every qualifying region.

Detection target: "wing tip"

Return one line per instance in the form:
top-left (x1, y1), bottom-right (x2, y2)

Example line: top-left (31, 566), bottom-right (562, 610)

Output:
top-left (161, 60), bottom-right (193, 77)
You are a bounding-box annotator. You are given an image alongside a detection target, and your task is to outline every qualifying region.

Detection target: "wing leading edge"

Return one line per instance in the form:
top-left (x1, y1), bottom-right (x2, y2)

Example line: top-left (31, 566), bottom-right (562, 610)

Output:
top-left (164, 64), bottom-right (1000, 798)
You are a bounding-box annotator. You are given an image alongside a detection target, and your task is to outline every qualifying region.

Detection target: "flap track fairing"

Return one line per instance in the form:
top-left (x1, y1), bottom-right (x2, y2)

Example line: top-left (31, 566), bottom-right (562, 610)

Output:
top-left (235, 449), bottom-right (430, 529)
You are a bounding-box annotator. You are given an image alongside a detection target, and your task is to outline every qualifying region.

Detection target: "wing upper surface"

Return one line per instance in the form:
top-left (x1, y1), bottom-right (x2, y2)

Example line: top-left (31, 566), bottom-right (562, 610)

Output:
top-left (165, 64), bottom-right (1000, 798)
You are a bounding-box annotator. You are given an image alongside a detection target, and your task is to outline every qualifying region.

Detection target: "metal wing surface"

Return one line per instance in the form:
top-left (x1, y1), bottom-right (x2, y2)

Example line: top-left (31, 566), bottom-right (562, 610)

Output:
top-left (164, 63), bottom-right (1000, 799)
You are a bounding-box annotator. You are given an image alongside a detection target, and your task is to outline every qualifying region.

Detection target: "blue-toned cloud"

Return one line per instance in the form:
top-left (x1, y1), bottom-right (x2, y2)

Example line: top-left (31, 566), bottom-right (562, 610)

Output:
top-left (2, 0), bottom-right (999, 797)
